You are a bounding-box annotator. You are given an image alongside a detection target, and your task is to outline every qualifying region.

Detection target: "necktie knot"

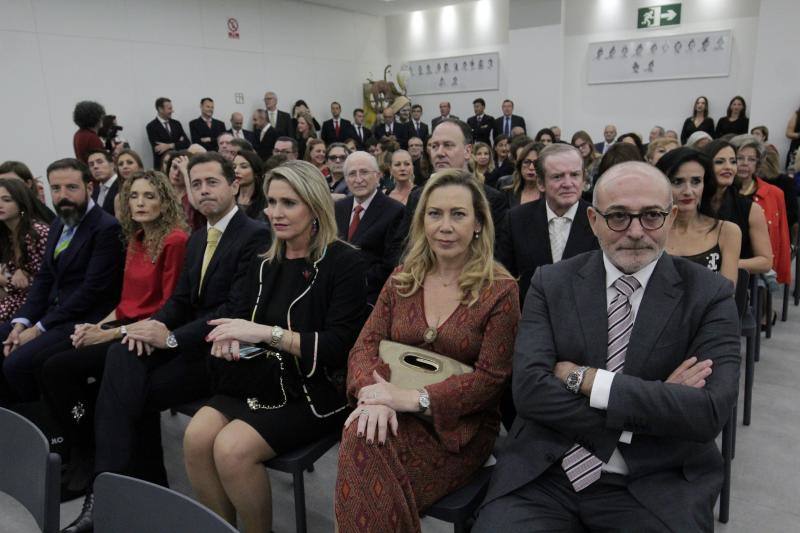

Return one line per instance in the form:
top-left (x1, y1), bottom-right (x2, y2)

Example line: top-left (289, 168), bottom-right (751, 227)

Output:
top-left (353, 205), bottom-right (364, 216)
top-left (207, 227), bottom-right (222, 245)
top-left (612, 275), bottom-right (640, 298)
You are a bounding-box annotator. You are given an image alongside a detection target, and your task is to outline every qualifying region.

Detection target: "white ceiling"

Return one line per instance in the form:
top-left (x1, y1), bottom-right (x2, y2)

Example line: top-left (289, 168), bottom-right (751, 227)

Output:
top-left (300, 0), bottom-right (476, 17)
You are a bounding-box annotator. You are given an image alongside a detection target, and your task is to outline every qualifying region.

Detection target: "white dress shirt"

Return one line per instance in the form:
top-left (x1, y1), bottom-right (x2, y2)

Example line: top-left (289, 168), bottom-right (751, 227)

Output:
top-left (348, 189), bottom-right (378, 226)
top-left (97, 174), bottom-right (117, 206)
top-left (207, 204), bottom-right (239, 235)
top-left (588, 253), bottom-right (660, 474)
top-left (545, 201), bottom-right (579, 263)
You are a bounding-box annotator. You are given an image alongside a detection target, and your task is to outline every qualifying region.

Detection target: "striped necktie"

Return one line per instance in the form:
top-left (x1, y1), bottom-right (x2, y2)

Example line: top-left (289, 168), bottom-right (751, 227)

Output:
top-left (561, 275), bottom-right (641, 492)
top-left (54, 225), bottom-right (77, 259)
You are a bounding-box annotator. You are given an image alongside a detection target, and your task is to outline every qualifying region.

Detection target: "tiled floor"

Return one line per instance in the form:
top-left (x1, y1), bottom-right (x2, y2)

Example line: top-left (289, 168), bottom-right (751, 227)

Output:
top-left (59, 294), bottom-right (800, 532)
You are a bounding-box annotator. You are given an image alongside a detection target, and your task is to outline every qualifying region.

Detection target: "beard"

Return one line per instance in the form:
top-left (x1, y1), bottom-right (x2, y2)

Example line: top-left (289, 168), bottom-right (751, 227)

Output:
top-left (55, 198), bottom-right (88, 227)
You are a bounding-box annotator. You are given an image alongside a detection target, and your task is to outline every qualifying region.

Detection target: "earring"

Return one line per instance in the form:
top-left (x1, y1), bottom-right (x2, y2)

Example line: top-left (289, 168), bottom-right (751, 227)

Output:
top-left (311, 218), bottom-right (319, 235)
top-left (473, 231), bottom-right (481, 240)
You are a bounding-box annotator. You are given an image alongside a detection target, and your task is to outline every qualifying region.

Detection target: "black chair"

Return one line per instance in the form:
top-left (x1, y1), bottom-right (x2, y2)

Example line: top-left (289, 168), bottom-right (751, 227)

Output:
top-left (425, 465), bottom-right (494, 533)
top-left (94, 472), bottom-right (237, 533)
top-left (742, 272), bottom-right (758, 425)
top-left (0, 407), bottom-right (61, 533)
top-left (265, 432), bottom-right (340, 533)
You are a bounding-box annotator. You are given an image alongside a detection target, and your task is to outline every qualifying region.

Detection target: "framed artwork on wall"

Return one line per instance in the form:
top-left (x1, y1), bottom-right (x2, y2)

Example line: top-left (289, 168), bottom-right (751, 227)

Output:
top-left (587, 29), bottom-right (732, 84)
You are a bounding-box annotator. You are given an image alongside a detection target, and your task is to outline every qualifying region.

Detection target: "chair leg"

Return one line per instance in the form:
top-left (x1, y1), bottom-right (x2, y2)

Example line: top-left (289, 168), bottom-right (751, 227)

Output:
top-left (731, 403), bottom-right (738, 459)
top-left (782, 284), bottom-right (789, 322)
top-left (765, 287), bottom-right (773, 339)
top-left (292, 470), bottom-right (307, 533)
top-left (743, 335), bottom-right (755, 426)
top-left (719, 417), bottom-right (733, 523)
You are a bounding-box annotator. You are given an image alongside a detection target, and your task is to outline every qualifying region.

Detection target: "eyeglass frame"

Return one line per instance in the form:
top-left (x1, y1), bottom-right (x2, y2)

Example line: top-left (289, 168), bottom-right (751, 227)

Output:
top-left (591, 207), bottom-right (671, 232)
top-left (327, 154), bottom-right (347, 162)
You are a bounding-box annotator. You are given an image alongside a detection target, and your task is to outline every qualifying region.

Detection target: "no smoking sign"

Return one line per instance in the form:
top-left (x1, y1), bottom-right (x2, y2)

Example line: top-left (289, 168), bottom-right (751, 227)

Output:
top-left (227, 18), bottom-right (240, 39)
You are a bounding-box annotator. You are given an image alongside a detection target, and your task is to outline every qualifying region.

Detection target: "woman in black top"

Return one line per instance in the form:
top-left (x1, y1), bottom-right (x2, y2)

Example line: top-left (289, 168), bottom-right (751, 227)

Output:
top-left (785, 104), bottom-right (800, 169)
top-left (656, 148), bottom-right (741, 285)
top-left (703, 140), bottom-right (772, 274)
top-left (233, 150), bottom-right (267, 223)
top-left (680, 96), bottom-right (715, 145)
top-left (183, 160), bottom-right (368, 532)
top-left (715, 96), bottom-right (749, 138)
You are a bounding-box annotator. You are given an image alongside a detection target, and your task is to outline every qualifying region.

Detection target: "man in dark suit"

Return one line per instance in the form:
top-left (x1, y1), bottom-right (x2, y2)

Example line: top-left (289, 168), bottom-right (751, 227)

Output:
top-left (251, 109), bottom-right (279, 160)
top-left (430, 101), bottom-right (458, 131)
top-left (387, 119), bottom-right (508, 267)
top-left (335, 152), bottom-right (404, 303)
top-left (227, 111), bottom-right (257, 146)
top-left (0, 158), bottom-right (124, 402)
top-left (145, 97), bottom-right (191, 169)
top-left (86, 149), bottom-right (119, 216)
top-left (321, 101), bottom-right (354, 145)
top-left (496, 144), bottom-right (599, 304)
top-left (475, 162), bottom-right (740, 532)
top-left (595, 124), bottom-right (618, 154)
top-left (351, 108), bottom-right (373, 150)
top-left (468, 97), bottom-right (494, 145)
top-left (405, 104), bottom-right (429, 146)
top-left (60, 152), bottom-right (269, 533)
top-left (263, 91), bottom-right (293, 138)
top-left (493, 99), bottom-right (526, 143)
top-left (372, 107), bottom-right (408, 147)
top-left (189, 98), bottom-right (227, 152)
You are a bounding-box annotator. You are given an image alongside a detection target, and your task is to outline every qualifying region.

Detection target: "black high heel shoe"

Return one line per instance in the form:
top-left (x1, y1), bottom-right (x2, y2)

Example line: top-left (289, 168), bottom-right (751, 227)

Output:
top-left (61, 491), bottom-right (94, 533)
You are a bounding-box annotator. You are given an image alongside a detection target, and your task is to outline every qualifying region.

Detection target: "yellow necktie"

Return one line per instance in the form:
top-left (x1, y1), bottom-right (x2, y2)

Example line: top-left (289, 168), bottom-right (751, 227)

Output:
top-left (200, 228), bottom-right (222, 291)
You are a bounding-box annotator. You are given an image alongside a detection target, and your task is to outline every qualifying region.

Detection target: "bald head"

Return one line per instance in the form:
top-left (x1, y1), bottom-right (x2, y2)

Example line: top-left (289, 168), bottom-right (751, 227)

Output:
top-left (230, 112), bottom-right (244, 130)
top-left (593, 162), bottom-right (672, 209)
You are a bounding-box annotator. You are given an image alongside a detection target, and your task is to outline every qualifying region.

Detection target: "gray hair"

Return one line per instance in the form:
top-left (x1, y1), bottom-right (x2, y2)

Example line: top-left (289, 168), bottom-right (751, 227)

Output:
top-left (730, 134), bottom-right (766, 161)
top-left (343, 151), bottom-right (379, 176)
top-left (592, 161), bottom-right (673, 208)
top-left (534, 143), bottom-right (584, 183)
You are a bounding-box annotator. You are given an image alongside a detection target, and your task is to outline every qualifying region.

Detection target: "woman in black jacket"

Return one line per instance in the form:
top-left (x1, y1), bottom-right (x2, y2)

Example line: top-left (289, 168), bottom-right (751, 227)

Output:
top-left (183, 160), bottom-right (368, 533)
top-left (680, 96), bottom-right (715, 144)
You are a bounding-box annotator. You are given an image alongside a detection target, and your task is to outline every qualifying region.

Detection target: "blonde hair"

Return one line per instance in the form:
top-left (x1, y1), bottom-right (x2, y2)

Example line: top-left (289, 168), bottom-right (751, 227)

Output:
top-left (471, 142), bottom-right (495, 174)
top-left (759, 146), bottom-right (781, 179)
top-left (117, 170), bottom-right (188, 258)
top-left (393, 169), bottom-right (511, 306)
top-left (262, 160), bottom-right (338, 263)
top-left (645, 137), bottom-right (680, 164)
top-left (296, 112), bottom-right (318, 140)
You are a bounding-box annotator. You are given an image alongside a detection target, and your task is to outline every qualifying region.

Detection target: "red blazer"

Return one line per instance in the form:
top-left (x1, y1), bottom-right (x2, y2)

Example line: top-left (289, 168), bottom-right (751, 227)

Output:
top-left (752, 177), bottom-right (791, 284)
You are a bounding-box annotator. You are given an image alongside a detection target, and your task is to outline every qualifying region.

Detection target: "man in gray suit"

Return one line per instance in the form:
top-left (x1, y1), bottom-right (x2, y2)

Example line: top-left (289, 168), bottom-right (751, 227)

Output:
top-left (475, 162), bottom-right (740, 532)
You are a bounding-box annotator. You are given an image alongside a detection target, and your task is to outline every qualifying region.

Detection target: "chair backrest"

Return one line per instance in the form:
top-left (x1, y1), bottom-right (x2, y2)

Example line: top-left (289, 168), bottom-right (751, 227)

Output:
top-left (94, 473), bottom-right (238, 533)
top-left (734, 269), bottom-right (750, 319)
top-left (0, 407), bottom-right (60, 533)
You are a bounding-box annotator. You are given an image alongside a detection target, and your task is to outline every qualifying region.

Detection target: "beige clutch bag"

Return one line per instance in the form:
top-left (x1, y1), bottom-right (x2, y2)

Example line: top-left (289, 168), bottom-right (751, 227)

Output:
top-left (378, 340), bottom-right (473, 390)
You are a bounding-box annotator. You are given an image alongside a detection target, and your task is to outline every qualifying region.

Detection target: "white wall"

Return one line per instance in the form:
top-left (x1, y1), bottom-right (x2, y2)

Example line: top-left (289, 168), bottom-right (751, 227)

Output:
top-left (0, 0), bottom-right (388, 176)
top-left (750, 0), bottom-right (800, 164)
top-left (561, 0), bottom-right (760, 145)
top-left (385, 0), bottom-right (510, 125)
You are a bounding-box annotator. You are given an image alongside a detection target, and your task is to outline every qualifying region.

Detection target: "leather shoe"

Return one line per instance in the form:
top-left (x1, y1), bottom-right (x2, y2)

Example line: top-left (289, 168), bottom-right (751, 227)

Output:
top-left (61, 492), bottom-right (94, 533)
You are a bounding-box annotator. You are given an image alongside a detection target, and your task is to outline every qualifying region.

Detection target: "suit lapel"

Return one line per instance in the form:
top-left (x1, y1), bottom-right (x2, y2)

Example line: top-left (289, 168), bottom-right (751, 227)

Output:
top-left (563, 200), bottom-right (595, 258)
top-left (573, 251), bottom-right (609, 368)
top-left (624, 255), bottom-right (683, 377)
top-left (352, 193), bottom-right (384, 242)
top-left (532, 200), bottom-right (554, 265)
top-left (199, 209), bottom-right (245, 295)
top-left (54, 206), bottom-right (100, 273)
top-left (336, 197), bottom-right (353, 240)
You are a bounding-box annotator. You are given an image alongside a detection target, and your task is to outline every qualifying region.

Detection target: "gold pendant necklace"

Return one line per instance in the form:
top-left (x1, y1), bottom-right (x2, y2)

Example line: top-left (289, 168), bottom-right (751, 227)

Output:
top-left (423, 326), bottom-right (438, 344)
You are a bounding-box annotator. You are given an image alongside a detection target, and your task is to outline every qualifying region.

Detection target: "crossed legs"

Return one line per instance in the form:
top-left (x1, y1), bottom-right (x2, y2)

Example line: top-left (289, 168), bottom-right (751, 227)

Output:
top-left (184, 406), bottom-right (277, 533)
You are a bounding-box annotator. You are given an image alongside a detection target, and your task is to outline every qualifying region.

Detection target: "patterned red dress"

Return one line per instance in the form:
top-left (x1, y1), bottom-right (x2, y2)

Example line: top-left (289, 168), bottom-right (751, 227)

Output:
top-left (335, 274), bottom-right (520, 532)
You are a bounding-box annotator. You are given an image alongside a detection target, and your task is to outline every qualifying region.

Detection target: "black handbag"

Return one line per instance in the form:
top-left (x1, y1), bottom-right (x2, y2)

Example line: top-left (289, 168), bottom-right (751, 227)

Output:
top-left (209, 349), bottom-right (301, 411)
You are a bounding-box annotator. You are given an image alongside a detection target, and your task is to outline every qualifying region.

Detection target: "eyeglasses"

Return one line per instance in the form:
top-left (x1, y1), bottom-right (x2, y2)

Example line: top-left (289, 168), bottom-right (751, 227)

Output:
top-left (327, 155), bottom-right (347, 162)
top-left (521, 159), bottom-right (537, 167)
top-left (593, 208), bottom-right (670, 232)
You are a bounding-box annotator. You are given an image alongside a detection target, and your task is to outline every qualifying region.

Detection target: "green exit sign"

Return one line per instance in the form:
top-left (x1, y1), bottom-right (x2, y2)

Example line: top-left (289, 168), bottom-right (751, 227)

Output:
top-left (638, 3), bottom-right (682, 29)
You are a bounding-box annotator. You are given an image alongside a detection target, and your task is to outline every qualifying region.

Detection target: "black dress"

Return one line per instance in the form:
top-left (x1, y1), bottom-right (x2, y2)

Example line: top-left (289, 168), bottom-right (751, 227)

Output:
top-left (715, 116), bottom-right (749, 138)
top-left (680, 116), bottom-right (715, 145)
top-left (788, 113), bottom-right (800, 169)
top-left (206, 245), bottom-right (367, 454)
top-left (682, 225), bottom-right (723, 273)
top-left (717, 187), bottom-right (754, 259)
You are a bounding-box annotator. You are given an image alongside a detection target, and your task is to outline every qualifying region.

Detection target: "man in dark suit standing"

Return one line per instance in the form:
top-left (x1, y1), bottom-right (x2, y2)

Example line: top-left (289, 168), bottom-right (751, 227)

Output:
top-left (321, 101), bottom-right (354, 145)
top-left (189, 98), bottom-right (227, 152)
top-left (431, 101), bottom-right (458, 131)
top-left (493, 99), bottom-right (526, 143)
top-left (251, 109), bottom-right (278, 160)
top-left (475, 162), bottom-right (740, 532)
top-left (468, 97), bottom-right (494, 145)
top-left (145, 97), bottom-right (191, 169)
top-left (263, 91), bottom-right (293, 138)
top-left (0, 158), bottom-right (124, 402)
top-left (227, 111), bottom-right (257, 146)
top-left (86, 149), bottom-right (119, 216)
top-left (405, 104), bottom-right (429, 146)
top-left (387, 119), bottom-right (508, 267)
top-left (351, 108), bottom-right (373, 150)
top-left (335, 152), bottom-right (404, 303)
top-left (60, 152), bottom-right (270, 533)
top-left (372, 107), bottom-right (408, 147)
top-left (496, 144), bottom-right (599, 304)
top-left (595, 124), bottom-right (618, 154)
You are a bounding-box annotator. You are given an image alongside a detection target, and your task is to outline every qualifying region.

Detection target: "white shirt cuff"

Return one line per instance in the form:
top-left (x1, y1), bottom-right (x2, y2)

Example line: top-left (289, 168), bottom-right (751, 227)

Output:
top-left (589, 368), bottom-right (615, 410)
top-left (620, 430), bottom-right (633, 444)
top-left (11, 318), bottom-right (31, 328)
top-left (35, 321), bottom-right (46, 333)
